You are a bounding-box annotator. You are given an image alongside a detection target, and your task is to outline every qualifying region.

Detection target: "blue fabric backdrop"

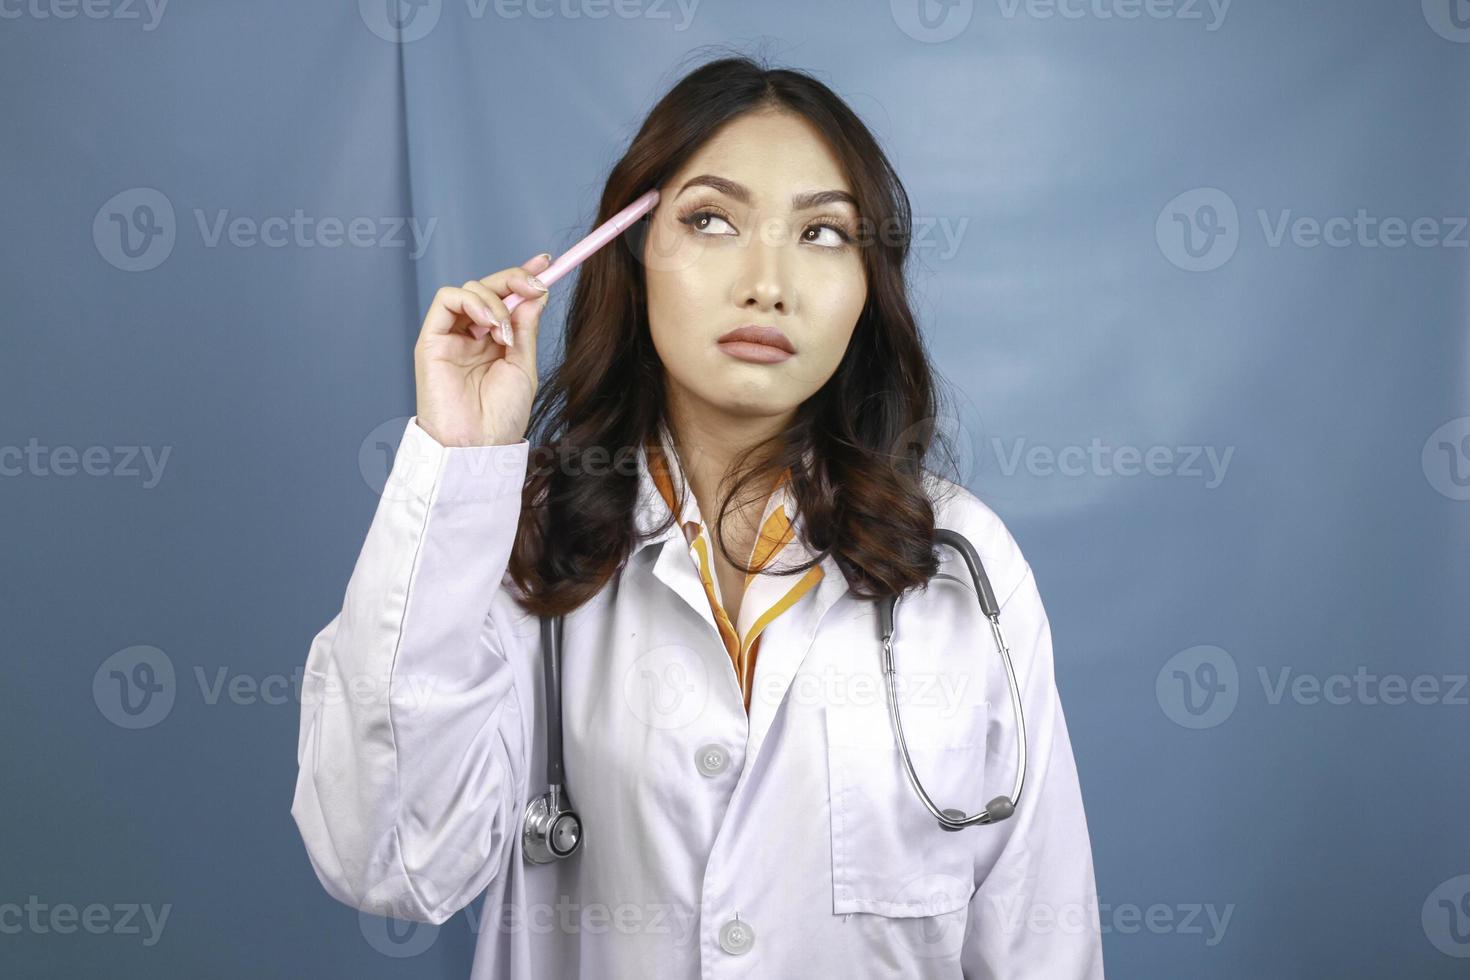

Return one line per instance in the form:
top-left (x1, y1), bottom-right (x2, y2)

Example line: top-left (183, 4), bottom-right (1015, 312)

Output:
top-left (3, 1), bottom-right (1467, 976)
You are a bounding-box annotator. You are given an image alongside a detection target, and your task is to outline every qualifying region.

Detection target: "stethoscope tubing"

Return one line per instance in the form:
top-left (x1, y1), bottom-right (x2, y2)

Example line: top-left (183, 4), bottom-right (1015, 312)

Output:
top-left (525, 527), bottom-right (1028, 863)
top-left (879, 529), bottom-right (1028, 829)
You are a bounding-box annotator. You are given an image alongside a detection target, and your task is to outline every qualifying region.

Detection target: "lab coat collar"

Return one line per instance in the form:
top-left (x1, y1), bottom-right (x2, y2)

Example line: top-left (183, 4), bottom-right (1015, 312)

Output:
top-left (630, 417), bottom-right (809, 558)
top-left (629, 417), bottom-right (698, 551)
top-left (629, 421), bottom-right (853, 746)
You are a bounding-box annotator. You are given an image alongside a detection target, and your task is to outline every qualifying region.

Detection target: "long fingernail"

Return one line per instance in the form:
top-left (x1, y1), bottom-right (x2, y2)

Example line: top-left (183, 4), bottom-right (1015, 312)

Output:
top-left (526, 275), bottom-right (548, 292)
top-left (502, 320), bottom-right (514, 348)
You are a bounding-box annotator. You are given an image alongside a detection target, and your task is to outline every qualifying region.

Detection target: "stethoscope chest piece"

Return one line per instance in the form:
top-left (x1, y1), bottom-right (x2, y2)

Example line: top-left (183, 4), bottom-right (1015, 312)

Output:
top-left (522, 613), bottom-right (584, 865)
top-left (523, 785), bottom-right (583, 864)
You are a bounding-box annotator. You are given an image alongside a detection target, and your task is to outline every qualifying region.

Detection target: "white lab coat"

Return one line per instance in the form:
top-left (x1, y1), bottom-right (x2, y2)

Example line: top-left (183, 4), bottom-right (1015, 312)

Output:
top-left (291, 416), bottom-right (1104, 979)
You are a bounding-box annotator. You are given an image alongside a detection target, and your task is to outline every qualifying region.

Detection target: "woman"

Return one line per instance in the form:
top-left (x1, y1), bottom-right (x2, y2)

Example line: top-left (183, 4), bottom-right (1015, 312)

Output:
top-left (292, 55), bottom-right (1104, 979)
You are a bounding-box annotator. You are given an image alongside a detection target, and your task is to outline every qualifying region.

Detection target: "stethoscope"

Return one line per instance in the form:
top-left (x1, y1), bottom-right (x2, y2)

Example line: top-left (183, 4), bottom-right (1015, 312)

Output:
top-left (522, 527), bottom-right (1029, 864)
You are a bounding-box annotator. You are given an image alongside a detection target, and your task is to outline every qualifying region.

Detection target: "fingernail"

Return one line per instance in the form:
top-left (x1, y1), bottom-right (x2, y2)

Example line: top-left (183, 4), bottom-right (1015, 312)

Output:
top-left (537, 252), bottom-right (552, 263)
top-left (503, 322), bottom-right (514, 348)
top-left (526, 275), bottom-right (548, 292)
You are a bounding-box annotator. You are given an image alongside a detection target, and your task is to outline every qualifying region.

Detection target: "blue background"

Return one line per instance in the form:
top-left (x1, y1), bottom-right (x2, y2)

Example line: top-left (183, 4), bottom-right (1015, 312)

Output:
top-left (3, 1), bottom-right (1467, 977)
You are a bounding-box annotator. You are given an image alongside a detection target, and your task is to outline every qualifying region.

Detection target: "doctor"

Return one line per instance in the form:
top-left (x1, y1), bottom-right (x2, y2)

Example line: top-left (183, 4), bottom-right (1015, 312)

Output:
top-left (291, 58), bottom-right (1104, 979)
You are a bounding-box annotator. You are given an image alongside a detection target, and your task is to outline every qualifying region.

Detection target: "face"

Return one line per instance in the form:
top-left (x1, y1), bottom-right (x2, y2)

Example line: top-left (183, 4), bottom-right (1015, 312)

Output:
top-left (640, 109), bottom-right (868, 432)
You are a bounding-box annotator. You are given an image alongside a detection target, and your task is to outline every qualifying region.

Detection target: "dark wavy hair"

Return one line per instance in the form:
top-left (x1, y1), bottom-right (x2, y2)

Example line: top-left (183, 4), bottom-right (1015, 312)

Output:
top-left (507, 49), bottom-right (964, 618)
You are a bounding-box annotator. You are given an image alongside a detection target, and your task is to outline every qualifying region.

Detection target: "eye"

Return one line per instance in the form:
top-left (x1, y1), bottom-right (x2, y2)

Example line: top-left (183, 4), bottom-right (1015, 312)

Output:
top-left (803, 222), bottom-right (852, 249)
top-left (679, 209), bottom-right (737, 236)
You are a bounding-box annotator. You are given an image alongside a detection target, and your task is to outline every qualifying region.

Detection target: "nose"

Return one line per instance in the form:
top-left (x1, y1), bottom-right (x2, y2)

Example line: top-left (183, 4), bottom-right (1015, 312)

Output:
top-left (732, 219), bottom-right (792, 314)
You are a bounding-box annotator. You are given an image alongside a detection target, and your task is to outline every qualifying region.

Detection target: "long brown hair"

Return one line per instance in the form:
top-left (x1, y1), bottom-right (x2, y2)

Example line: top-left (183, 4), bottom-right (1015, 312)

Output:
top-left (507, 49), bottom-right (966, 618)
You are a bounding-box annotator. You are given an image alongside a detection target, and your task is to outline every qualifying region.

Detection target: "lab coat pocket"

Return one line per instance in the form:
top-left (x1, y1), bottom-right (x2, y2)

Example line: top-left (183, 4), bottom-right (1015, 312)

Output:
top-left (824, 700), bottom-right (987, 918)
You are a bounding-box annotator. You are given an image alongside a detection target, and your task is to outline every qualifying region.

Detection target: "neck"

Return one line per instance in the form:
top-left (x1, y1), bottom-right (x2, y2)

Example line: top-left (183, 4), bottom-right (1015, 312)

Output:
top-left (662, 393), bottom-right (793, 538)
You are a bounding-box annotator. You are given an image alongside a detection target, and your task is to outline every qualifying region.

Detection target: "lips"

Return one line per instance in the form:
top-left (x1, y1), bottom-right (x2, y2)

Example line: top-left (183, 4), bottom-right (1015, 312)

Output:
top-left (717, 325), bottom-right (796, 354)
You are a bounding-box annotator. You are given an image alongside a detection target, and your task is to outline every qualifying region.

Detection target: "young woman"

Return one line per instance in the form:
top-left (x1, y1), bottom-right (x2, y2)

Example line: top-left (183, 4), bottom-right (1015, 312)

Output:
top-left (292, 56), bottom-right (1104, 979)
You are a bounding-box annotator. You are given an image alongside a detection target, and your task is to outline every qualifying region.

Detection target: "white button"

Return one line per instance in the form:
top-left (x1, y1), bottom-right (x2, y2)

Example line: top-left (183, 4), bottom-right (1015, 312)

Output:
top-left (718, 917), bottom-right (754, 955)
top-left (694, 743), bottom-right (728, 776)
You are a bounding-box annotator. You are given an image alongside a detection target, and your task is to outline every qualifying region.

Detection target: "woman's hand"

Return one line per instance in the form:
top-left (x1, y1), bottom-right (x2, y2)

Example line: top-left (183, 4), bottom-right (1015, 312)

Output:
top-left (413, 253), bottom-right (553, 447)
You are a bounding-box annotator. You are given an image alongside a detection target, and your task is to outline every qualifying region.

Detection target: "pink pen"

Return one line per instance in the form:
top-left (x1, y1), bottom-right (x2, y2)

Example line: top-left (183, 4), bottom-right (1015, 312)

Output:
top-left (470, 188), bottom-right (662, 341)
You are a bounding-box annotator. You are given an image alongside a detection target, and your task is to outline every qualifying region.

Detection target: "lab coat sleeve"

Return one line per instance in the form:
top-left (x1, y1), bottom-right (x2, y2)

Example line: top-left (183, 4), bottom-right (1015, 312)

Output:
top-left (961, 561), bottom-right (1105, 979)
top-left (290, 415), bottom-right (531, 925)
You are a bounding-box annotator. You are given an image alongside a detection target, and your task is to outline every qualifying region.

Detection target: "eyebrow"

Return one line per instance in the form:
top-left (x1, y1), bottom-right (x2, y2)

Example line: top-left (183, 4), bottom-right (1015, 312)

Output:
top-left (674, 174), bottom-right (858, 212)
